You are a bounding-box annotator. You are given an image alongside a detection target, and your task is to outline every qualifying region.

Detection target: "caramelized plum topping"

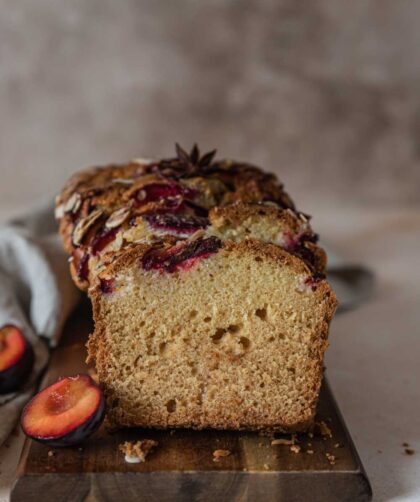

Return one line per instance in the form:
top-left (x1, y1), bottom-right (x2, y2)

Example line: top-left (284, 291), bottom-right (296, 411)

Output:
top-left (144, 213), bottom-right (208, 236)
top-left (135, 182), bottom-right (196, 206)
top-left (99, 278), bottom-right (114, 294)
top-left (142, 236), bottom-right (222, 273)
top-left (91, 227), bottom-right (118, 256)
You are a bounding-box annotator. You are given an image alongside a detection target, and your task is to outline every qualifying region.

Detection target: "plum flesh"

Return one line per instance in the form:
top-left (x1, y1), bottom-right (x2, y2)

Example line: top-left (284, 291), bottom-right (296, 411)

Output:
top-left (21, 374), bottom-right (105, 447)
top-left (0, 325), bottom-right (34, 394)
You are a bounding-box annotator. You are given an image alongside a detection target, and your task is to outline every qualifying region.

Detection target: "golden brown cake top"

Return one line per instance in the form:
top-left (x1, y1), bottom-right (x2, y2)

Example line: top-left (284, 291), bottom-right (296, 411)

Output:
top-left (55, 144), bottom-right (324, 291)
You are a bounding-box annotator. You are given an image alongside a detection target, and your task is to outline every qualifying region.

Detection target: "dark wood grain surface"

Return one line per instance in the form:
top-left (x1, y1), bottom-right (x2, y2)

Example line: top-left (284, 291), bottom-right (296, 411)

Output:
top-left (12, 302), bottom-right (372, 502)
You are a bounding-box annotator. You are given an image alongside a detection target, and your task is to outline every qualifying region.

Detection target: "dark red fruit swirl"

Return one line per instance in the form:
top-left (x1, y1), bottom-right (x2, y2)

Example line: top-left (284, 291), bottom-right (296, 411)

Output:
top-left (134, 182), bottom-right (197, 206)
top-left (304, 272), bottom-right (326, 291)
top-left (76, 253), bottom-right (90, 281)
top-left (141, 236), bottom-right (222, 273)
top-left (99, 278), bottom-right (114, 294)
top-left (283, 232), bottom-right (319, 273)
top-left (91, 227), bottom-right (118, 256)
top-left (144, 213), bottom-right (208, 235)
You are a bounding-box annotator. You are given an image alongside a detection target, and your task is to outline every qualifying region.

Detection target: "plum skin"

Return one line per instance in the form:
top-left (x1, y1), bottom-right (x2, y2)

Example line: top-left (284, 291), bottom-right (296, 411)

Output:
top-left (0, 332), bottom-right (34, 394)
top-left (21, 375), bottom-right (106, 447)
top-left (28, 396), bottom-right (106, 447)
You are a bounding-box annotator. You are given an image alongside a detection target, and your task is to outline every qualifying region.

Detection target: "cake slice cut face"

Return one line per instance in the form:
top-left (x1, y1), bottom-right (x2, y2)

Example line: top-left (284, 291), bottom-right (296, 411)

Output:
top-left (89, 239), bottom-right (335, 431)
top-left (56, 144), bottom-right (338, 432)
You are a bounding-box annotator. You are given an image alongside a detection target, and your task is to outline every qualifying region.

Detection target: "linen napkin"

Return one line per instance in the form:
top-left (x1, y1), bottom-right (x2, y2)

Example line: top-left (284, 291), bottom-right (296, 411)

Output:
top-left (0, 204), bottom-right (80, 446)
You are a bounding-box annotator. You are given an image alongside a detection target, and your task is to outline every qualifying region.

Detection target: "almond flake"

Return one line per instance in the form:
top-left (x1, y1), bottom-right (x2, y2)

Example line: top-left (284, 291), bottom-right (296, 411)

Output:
top-left (112, 178), bottom-right (135, 186)
top-left (64, 192), bottom-right (82, 214)
top-left (54, 204), bottom-right (65, 219)
top-left (105, 207), bottom-right (131, 229)
top-left (131, 158), bottom-right (156, 165)
top-left (72, 209), bottom-right (103, 246)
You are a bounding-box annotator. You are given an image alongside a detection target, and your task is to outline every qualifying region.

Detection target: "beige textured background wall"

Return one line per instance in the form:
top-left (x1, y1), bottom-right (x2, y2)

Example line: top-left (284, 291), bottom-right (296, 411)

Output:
top-left (1, 0), bottom-right (419, 219)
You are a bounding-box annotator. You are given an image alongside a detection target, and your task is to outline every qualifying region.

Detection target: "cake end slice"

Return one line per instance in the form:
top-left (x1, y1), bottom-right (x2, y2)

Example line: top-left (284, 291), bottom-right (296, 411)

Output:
top-left (88, 238), bottom-right (337, 432)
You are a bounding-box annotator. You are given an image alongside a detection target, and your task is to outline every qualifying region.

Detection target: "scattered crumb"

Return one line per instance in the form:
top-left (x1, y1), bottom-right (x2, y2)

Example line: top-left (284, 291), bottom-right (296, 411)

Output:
top-left (325, 452), bottom-right (336, 465)
top-left (402, 442), bottom-right (409, 447)
top-left (119, 440), bottom-right (158, 464)
top-left (169, 430), bottom-right (175, 436)
top-left (290, 445), bottom-right (301, 454)
top-left (307, 442), bottom-right (312, 447)
top-left (263, 463), bottom-right (270, 470)
top-left (377, 449), bottom-right (382, 454)
top-left (78, 447), bottom-right (83, 452)
top-left (242, 467), bottom-right (248, 472)
top-left (405, 448), bottom-right (415, 456)
top-left (314, 421), bottom-right (332, 438)
top-left (258, 442), bottom-right (263, 447)
top-left (271, 438), bottom-right (294, 446)
top-left (307, 449), bottom-right (314, 455)
top-left (308, 432), bottom-right (314, 439)
top-left (47, 451), bottom-right (54, 457)
top-left (213, 449), bottom-right (231, 462)
top-left (334, 443), bottom-right (341, 449)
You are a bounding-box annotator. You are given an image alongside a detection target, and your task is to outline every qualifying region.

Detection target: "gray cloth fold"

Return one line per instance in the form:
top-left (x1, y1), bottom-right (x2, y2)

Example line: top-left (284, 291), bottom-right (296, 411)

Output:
top-left (0, 204), bottom-right (80, 445)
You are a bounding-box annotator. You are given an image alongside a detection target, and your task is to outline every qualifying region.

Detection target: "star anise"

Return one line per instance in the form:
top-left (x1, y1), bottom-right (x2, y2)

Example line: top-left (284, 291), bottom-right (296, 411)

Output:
top-left (174, 143), bottom-right (217, 174)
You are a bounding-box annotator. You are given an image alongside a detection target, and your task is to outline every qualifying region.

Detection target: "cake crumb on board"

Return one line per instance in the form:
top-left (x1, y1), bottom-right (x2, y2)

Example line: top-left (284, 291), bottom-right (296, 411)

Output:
top-left (314, 420), bottom-right (332, 438)
top-left (271, 437), bottom-right (294, 446)
top-left (119, 440), bottom-right (158, 464)
top-left (325, 452), bottom-right (336, 465)
top-left (213, 449), bottom-right (231, 462)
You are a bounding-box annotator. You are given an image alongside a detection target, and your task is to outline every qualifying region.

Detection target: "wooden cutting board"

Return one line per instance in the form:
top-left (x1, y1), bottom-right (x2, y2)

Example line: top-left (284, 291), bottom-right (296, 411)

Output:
top-left (12, 301), bottom-right (372, 502)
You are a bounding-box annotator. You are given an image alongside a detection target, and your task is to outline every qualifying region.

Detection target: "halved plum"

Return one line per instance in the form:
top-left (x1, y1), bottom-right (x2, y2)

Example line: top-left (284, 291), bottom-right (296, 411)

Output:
top-left (21, 374), bottom-right (105, 447)
top-left (0, 326), bottom-right (34, 394)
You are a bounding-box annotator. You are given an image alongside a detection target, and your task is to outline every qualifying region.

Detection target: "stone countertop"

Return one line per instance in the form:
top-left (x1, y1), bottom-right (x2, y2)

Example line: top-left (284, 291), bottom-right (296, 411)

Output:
top-left (0, 206), bottom-right (419, 502)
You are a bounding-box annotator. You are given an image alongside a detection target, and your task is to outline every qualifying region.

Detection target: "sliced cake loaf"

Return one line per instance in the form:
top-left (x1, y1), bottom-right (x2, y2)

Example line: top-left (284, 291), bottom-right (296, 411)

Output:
top-left (55, 145), bottom-right (337, 432)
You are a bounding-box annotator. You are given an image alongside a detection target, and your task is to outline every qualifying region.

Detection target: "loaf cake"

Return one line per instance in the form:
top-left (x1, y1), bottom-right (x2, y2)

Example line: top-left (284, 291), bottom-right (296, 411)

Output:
top-left (55, 144), bottom-right (337, 432)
